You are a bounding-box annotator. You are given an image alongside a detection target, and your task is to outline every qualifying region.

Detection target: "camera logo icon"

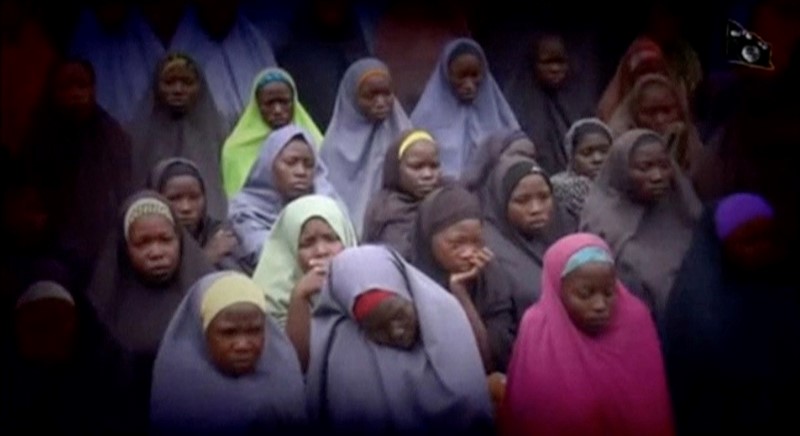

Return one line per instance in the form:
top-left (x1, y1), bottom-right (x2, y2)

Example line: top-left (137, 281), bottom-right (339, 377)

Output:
top-left (726, 19), bottom-right (774, 70)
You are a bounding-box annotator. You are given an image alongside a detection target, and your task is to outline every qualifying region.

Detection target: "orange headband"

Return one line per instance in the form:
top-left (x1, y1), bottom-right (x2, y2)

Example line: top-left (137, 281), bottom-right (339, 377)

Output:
top-left (357, 69), bottom-right (389, 89)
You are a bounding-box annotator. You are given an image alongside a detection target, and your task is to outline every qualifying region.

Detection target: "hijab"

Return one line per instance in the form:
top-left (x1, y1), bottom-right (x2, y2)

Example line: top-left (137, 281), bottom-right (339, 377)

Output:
top-left (220, 68), bottom-right (323, 196)
top-left (503, 33), bottom-right (598, 174)
top-left (597, 37), bottom-right (672, 122)
top-left (663, 195), bottom-right (800, 434)
top-left (607, 73), bottom-right (705, 175)
top-left (86, 191), bottom-right (213, 355)
top-left (252, 195), bottom-right (358, 328)
top-left (23, 59), bottom-right (133, 285)
top-left (320, 58), bottom-right (412, 233)
top-left (228, 125), bottom-right (339, 272)
top-left (150, 272), bottom-right (307, 434)
top-left (410, 38), bottom-right (520, 177)
top-left (580, 129), bottom-right (701, 319)
top-left (461, 129), bottom-right (534, 202)
top-left (551, 118), bottom-right (613, 222)
top-left (131, 53), bottom-right (228, 220)
top-left (362, 129), bottom-right (450, 258)
top-left (147, 157), bottom-right (224, 248)
top-left (483, 158), bottom-right (568, 322)
top-left (170, 5), bottom-right (278, 129)
top-left (502, 233), bottom-right (674, 436)
top-left (69, 6), bottom-right (165, 125)
top-left (306, 245), bottom-right (492, 434)
top-left (411, 184), bottom-right (516, 371)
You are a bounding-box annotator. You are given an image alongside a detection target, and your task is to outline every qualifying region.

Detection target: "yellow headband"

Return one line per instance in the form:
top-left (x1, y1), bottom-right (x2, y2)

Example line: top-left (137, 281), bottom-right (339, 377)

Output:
top-left (201, 274), bottom-right (268, 331)
top-left (357, 68), bottom-right (389, 89)
top-left (398, 131), bottom-right (434, 158)
top-left (161, 57), bottom-right (190, 73)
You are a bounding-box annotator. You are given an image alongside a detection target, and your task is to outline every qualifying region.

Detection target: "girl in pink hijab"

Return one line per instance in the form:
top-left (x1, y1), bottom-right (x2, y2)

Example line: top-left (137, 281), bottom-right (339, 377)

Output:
top-left (501, 233), bottom-right (674, 436)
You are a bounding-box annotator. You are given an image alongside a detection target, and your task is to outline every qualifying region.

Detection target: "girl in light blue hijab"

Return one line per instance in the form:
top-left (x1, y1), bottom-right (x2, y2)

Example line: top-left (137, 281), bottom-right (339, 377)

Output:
top-left (411, 38), bottom-right (519, 177)
top-left (228, 125), bottom-right (340, 273)
top-left (321, 57), bottom-right (412, 233)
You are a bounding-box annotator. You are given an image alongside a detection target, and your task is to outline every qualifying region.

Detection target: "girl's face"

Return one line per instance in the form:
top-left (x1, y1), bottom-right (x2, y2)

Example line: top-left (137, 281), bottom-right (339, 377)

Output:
top-left (447, 53), bottom-right (484, 104)
top-left (398, 140), bottom-right (441, 199)
top-left (431, 218), bottom-right (484, 273)
top-left (534, 36), bottom-right (569, 90)
top-left (634, 82), bottom-right (681, 135)
top-left (356, 72), bottom-right (394, 123)
top-left (560, 262), bottom-right (617, 335)
top-left (257, 81), bottom-right (294, 129)
top-left (157, 62), bottom-right (200, 114)
top-left (272, 139), bottom-right (315, 202)
top-left (297, 218), bottom-right (344, 274)
top-left (572, 132), bottom-right (612, 179)
top-left (126, 215), bottom-right (181, 284)
top-left (627, 140), bottom-right (673, 204)
top-left (205, 302), bottom-right (266, 377)
top-left (506, 174), bottom-right (554, 236)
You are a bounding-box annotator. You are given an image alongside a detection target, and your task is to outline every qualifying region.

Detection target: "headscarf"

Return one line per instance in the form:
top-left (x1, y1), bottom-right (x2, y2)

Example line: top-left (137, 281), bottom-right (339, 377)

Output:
top-left (86, 191), bottom-right (214, 355)
top-left (410, 38), bottom-right (520, 177)
top-left (147, 157), bottom-right (224, 248)
top-left (483, 158), bottom-right (568, 323)
top-left (228, 125), bottom-right (340, 272)
top-left (503, 33), bottom-right (598, 174)
top-left (607, 73), bottom-right (705, 174)
top-left (306, 245), bottom-right (492, 434)
top-left (597, 36), bottom-right (672, 122)
top-left (130, 53), bottom-right (228, 220)
top-left (461, 129), bottom-right (534, 201)
top-left (580, 129), bottom-right (701, 319)
top-left (411, 184), bottom-right (516, 371)
top-left (150, 272), bottom-right (307, 434)
top-left (362, 129), bottom-right (450, 258)
top-left (69, 6), bottom-right (165, 124)
top-left (22, 59), bottom-right (133, 285)
top-left (502, 233), bottom-right (674, 436)
top-left (663, 197), bottom-right (799, 435)
top-left (220, 68), bottom-right (323, 196)
top-left (170, 5), bottom-right (278, 129)
top-left (551, 118), bottom-right (613, 221)
top-left (252, 195), bottom-right (358, 328)
top-left (277, 5), bottom-right (371, 129)
top-left (320, 58), bottom-right (412, 233)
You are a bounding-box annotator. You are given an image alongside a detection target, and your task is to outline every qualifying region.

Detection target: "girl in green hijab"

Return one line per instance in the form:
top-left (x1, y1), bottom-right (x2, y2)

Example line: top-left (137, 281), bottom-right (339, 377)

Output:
top-left (252, 194), bottom-right (357, 370)
top-left (221, 68), bottom-right (323, 196)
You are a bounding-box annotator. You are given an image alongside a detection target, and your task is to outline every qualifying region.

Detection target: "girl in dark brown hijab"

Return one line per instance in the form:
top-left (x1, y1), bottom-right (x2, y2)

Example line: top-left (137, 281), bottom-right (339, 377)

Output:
top-left (482, 158), bottom-right (569, 323)
top-left (362, 129), bottom-right (448, 259)
top-left (580, 129), bottom-right (701, 321)
top-left (21, 58), bottom-right (132, 289)
top-left (85, 191), bottom-right (213, 433)
top-left (410, 184), bottom-right (515, 372)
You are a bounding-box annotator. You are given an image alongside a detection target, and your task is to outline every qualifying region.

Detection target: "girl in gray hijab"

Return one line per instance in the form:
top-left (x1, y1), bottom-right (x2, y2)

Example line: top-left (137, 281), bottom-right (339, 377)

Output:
top-left (580, 129), bottom-right (701, 321)
top-left (306, 245), bottom-right (493, 435)
top-left (482, 157), bottom-right (569, 323)
top-left (129, 53), bottom-right (229, 221)
top-left (411, 38), bottom-right (519, 177)
top-left (151, 272), bottom-right (306, 434)
top-left (320, 57), bottom-right (412, 233)
top-left (227, 124), bottom-right (340, 273)
top-left (550, 118), bottom-right (613, 224)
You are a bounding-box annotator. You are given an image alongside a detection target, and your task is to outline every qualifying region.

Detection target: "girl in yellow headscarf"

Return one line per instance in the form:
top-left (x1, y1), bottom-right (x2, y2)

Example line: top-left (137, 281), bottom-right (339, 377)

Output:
top-left (220, 67), bottom-right (323, 196)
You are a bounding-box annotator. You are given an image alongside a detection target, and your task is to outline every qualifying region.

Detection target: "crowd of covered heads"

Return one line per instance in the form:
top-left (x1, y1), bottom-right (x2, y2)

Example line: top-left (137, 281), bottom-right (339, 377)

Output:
top-left (2, 0), bottom-right (799, 434)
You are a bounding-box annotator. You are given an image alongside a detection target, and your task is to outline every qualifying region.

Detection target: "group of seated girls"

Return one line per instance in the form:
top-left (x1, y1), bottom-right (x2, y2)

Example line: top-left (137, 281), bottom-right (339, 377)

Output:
top-left (10, 187), bottom-right (788, 434)
top-left (5, 33), bottom-right (796, 435)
